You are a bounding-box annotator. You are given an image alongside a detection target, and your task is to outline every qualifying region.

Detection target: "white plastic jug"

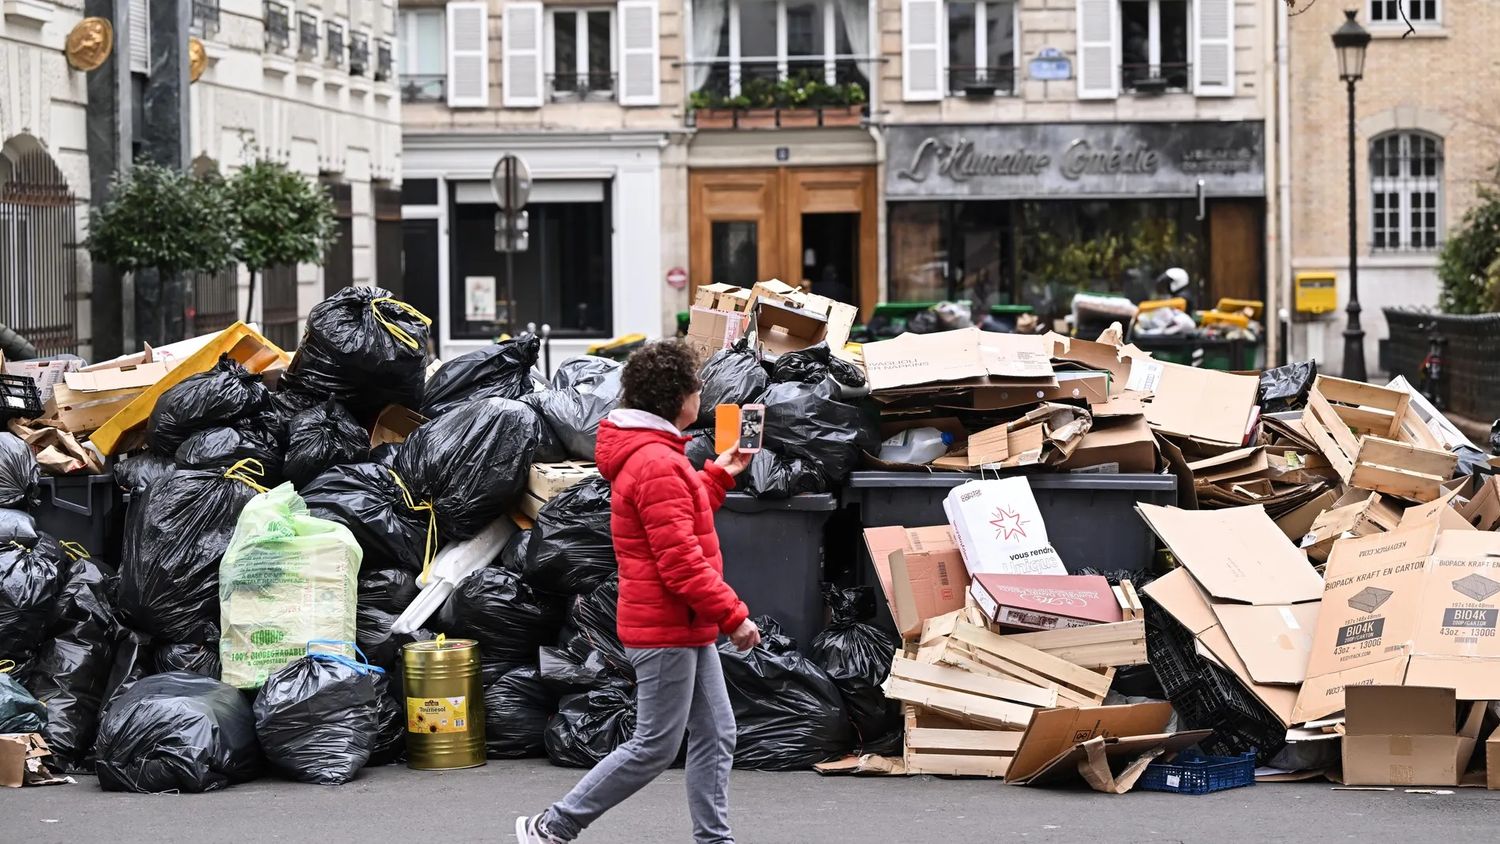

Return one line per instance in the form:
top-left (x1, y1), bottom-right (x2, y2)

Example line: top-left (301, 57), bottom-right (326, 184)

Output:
top-left (878, 427), bottom-right (954, 465)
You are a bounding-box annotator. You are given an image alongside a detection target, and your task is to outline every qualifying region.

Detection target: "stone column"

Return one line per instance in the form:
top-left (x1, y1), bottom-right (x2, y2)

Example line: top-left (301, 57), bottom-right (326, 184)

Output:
top-left (139, 0), bottom-right (192, 344)
top-left (84, 0), bottom-right (134, 359)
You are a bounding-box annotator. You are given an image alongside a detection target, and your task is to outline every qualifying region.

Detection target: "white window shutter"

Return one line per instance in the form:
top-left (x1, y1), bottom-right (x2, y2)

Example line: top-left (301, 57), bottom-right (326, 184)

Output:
top-left (1194, 0), bottom-right (1235, 97)
top-left (502, 1), bottom-right (543, 107)
top-left (129, 0), bottom-right (150, 74)
top-left (618, 0), bottom-right (660, 106)
top-left (447, 1), bottom-right (490, 107)
top-left (901, 0), bottom-right (942, 102)
top-left (1075, 0), bottom-right (1118, 100)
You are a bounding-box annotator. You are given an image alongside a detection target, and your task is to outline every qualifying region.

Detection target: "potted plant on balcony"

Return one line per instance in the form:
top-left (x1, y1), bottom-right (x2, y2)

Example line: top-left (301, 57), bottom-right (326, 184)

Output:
top-left (689, 90), bottom-right (741, 129)
top-left (737, 77), bottom-right (780, 129)
top-left (774, 75), bottom-right (822, 128)
top-left (817, 82), bottom-right (866, 126)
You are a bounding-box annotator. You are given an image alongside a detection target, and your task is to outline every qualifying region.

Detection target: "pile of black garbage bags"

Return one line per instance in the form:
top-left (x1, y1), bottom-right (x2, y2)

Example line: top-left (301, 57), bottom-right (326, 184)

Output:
top-left (0, 285), bottom-right (900, 792)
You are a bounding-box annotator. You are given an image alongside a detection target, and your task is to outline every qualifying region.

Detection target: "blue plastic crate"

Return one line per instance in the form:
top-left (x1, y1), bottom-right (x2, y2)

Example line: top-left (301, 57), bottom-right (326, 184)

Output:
top-left (1136, 751), bottom-right (1256, 795)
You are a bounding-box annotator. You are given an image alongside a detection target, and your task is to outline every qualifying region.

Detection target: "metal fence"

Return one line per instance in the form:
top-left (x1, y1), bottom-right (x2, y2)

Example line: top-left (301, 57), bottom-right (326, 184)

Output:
top-left (1385, 307), bottom-right (1500, 421)
top-left (192, 266), bottom-right (239, 336)
top-left (0, 147), bottom-right (80, 357)
top-left (263, 264), bottom-right (300, 351)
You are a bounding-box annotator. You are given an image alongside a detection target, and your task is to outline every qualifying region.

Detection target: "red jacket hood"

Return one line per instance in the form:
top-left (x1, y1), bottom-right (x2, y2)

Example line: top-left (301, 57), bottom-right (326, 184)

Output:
top-left (594, 414), bottom-right (689, 481)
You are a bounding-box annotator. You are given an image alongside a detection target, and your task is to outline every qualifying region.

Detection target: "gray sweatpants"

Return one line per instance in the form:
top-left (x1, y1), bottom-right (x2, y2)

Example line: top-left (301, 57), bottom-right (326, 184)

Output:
top-left (541, 645), bottom-right (737, 843)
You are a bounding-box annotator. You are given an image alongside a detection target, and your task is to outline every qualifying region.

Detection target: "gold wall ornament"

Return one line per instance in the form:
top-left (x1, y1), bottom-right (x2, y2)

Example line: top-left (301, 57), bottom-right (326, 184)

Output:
top-left (65, 17), bottom-right (114, 72)
top-left (189, 37), bottom-right (208, 82)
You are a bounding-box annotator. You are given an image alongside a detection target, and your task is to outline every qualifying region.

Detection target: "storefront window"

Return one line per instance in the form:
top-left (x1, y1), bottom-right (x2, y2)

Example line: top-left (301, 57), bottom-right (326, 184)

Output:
top-left (888, 203), bottom-right (948, 303)
top-left (711, 221), bottom-right (759, 287)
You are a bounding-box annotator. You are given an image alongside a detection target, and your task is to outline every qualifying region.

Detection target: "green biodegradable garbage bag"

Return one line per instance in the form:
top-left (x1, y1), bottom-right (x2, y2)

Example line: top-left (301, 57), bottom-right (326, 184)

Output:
top-left (219, 483), bottom-right (362, 689)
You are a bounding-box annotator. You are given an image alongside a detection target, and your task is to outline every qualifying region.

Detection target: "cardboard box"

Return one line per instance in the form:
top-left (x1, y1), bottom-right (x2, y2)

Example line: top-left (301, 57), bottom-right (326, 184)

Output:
top-left (694, 283), bottom-right (754, 312)
top-left (862, 525), bottom-right (970, 639)
top-left (963, 403), bottom-right (1091, 470)
top-left (1130, 359), bottom-right (1258, 447)
top-left (1136, 504), bottom-right (1324, 605)
top-left (969, 574), bottom-right (1123, 631)
top-left (371, 404), bottom-right (427, 449)
top-left (752, 299), bottom-right (829, 359)
top-left (861, 328), bottom-right (1056, 392)
top-left (1406, 530), bottom-right (1500, 699)
top-left (0, 733), bottom-right (69, 788)
top-left (748, 279), bottom-right (856, 354)
top-left (2, 358), bottom-right (83, 405)
top-left (1046, 333), bottom-right (1135, 395)
top-left (1341, 685), bottom-right (1485, 787)
top-left (63, 361), bottom-right (172, 392)
top-left (971, 371), bottom-right (1109, 411)
top-left (1059, 414), bottom-right (1157, 475)
top-left (1488, 727), bottom-right (1500, 790)
top-left (943, 478), bottom-right (1067, 577)
top-left (1004, 701), bottom-right (1212, 792)
top-left (686, 306), bottom-right (749, 361)
top-left (1459, 476), bottom-right (1500, 531)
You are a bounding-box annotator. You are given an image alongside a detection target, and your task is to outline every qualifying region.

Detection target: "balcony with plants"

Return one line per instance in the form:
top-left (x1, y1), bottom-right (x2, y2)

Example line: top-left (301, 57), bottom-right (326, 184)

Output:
top-left (687, 70), bottom-right (868, 130)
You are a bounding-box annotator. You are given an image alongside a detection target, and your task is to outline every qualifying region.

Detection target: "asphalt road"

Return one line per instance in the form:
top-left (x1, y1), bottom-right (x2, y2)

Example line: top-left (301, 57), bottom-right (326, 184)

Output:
top-left (11, 760), bottom-right (1500, 843)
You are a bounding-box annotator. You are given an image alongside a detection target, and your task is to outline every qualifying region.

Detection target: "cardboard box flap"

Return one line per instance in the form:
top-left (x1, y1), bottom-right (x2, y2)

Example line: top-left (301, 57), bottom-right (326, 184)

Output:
top-left (63, 361), bottom-right (172, 392)
top-left (1137, 504), bottom-right (1324, 605)
top-left (1047, 333), bottom-right (1134, 395)
top-left (1139, 362), bottom-right (1258, 446)
top-left (1211, 602), bottom-right (1320, 685)
top-left (862, 525), bottom-right (968, 639)
top-left (979, 332), bottom-right (1055, 379)
top-left (1006, 701), bottom-right (1175, 783)
top-left (1188, 446), bottom-right (1269, 484)
top-left (1141, 568), bottom-right (1219, 635)
top-left (862, 329), bottom-right (984, 391)
top-left (1345, 685), bottom-right (1461, 737)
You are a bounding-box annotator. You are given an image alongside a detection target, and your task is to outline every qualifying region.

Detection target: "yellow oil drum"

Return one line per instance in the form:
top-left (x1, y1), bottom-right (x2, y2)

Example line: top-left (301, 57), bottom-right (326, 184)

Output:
top-left (402, 638), bottom-right (486, 770)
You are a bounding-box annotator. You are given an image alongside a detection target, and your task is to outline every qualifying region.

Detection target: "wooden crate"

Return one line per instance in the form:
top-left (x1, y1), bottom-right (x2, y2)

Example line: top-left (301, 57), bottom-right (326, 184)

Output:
top-left (901, 706), bottom-right (1018, 778)
top-left (1302, 375), bottom-right (1455, 502)
top-left (45, 383), bottom-right (144, 435)
top-left (521, 461), bottom-right (599, 518)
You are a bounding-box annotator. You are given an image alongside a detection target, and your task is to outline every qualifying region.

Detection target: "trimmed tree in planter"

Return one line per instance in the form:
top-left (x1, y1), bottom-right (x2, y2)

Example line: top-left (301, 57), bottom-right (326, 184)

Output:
top-left (229, 158), bottom-right (338, 322)
top-left (1438, 169), bottom-right (1500, 315)
top-left (87, 160), bottom-right (237, 344)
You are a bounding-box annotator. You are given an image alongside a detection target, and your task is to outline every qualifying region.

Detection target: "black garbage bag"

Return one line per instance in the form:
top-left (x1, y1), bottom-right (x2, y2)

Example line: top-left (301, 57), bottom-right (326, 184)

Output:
top-left (303, 463), bottom-right (429, 573)
top-left (152, 640), bottom-right (221, 679)
top-left (520, 357), bottom-right (624, 461)
top-left (0, 670), bottom-right (46, 733)
top-left (769, 343), bottom-right (867, 389)
top-left (1453, 444), bottom-right (1496, 481)
top-left (368, 675), bottom-right (406, 766)
top-left (435, 566), bottom-right (565, 666)
top-left (0, 431), bottom-right (39, 510)
top-left (117, 466), bottom-right (264, 644)
top-left (370, 442), bottom-right (402, 467)
top-left (544, 685), bottom-right (636, 769)
top-left (695, 341), bottom-right (768, 428)
top-left (558, 576), bottom-right (630, 681)
top-left (684, 434), bottom-right (821, 499)
top-left (359, 567), bottom-right (419, 613)
top-left (523, 476), bottom-right (615, 596)
top-left (0, 532), bottom-right (68, 671)
top-left (485, 664), bottom-right (557, 759)
top-left (113, 452), bottom-right (175, 495)
top-left (100, 628), bottom-right (152, 713)
top-left (0, 508), bottom-right (38, 545)
top-left (719, 617), bottom-right (854, 771)
top-left (538, 645), bottom-right (627, 693)
top-left (147, 355), bottom-right (274, 456)
top-left (1490, 420), bottom-right (1500, 456)
top-left (1259, 361), bottom-right (1318, 413)
top-left (174, 426), bottom-right (283, 478)
top-left (498, 528), bottom-right (531, 574)
top-left (396, 398), bottom-right (542, 541)
top-left (27, 554), bottom-right (119, 768)
top-left (278, 286), bottom-right (431, 418)
top-left (808, 586), bottom-right (900, 750)
top-left (760, 379), bottom-right (877, 487)
top-left (284, 399), bottom-right (369, 488)
top-left (422, 336), bottom-right (542, 418)
top-left (95, 671), bottom-right (262, 793)
top-left (253, 652), bottom-right (383, 785)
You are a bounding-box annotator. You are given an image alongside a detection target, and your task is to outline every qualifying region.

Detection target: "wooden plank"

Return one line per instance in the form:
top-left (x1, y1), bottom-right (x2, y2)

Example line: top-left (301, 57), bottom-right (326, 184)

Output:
top-left (891, 657), bottom-right (1056, 709)
top-left (1357, 437), bottom-right (1458, 479)
top-left (1307, 390), bottom-right (1364, 464)
top-left (1301, 397), bottom-right (1357, 482)
top-left (46, 383), bottom-right (144, 434)
top-left (1004, 620), bottom-right (1148, 669)
top-left (1121, 581), bottom-right (1144, 619)
top-left (903, 752), bottom-right (1010, 778)
top-left (1399, 412), bottom-right (1444, 451)
top-left (1315, 375), bottom-right (1406, 419)
top-left (951, 622), bottom-right (1114, 701)
top-left (956, 642), bottom-right (1097, 707)
top-left (1336, 405), bottom-right (1400, 438)
top-left (883, 678), bottom-right (1035, 731)
top-left (1351, 464), bottom-right (1444, 503)
top-left (906, 728), bottom-right (1023, 754)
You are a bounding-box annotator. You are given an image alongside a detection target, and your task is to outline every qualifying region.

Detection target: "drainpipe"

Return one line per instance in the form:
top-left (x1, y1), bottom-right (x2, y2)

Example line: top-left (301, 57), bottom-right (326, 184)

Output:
top-left (1276, 0), bottom-right (1294, 362)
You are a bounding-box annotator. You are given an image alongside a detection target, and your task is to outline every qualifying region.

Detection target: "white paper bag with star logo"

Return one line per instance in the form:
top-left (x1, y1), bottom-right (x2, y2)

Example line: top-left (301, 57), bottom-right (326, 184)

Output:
top-left (943, 478), bottom-right (1067, 577)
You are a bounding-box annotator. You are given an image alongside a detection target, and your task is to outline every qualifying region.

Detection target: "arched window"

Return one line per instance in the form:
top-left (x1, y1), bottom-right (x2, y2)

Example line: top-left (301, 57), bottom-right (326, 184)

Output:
top-left (1370, 130), bottom-right (1443, 252)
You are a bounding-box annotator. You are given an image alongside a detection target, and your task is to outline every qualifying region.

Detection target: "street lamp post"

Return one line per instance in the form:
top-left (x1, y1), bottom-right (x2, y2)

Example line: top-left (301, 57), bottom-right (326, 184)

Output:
top-left (1333, 9), bottom-right (1372, 381)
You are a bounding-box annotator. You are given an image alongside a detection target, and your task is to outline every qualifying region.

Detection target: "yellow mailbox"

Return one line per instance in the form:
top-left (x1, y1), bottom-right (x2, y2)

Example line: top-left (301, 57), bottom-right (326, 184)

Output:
top-left (1294, 272), bottom-right (1338, 315)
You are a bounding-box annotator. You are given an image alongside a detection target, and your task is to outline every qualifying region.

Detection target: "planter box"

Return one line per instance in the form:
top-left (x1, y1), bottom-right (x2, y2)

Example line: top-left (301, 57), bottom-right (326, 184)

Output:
top-left (776, 108), bottom-right (822, 128)
top-left (819, 105), bottom-right (864, 126)
top-left (694, 109), bottom-right (739, 129)
top-left (737, 108), bottom-right (778, 129)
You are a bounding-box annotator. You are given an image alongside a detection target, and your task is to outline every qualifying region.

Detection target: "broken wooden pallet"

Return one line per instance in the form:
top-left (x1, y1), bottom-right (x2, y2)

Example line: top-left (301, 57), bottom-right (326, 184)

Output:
top-left (1301, 376), bottom-right (1455, 502)
top-left (522, 461), bottom-right (600, 518)
top-left (884, 658), bottom-right (1040, 731)
top-left (902, 706), bottom-right (1020, 778)
top-left (948, 621), bottom-right (1114, 706)
top-left (1003, 619), bottom-right (1147, 670)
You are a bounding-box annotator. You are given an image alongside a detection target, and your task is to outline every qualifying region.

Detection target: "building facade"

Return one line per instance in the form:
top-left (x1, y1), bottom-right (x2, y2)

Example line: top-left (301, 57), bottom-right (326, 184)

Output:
top-left (1285, 0), bottom-right (1499, 375)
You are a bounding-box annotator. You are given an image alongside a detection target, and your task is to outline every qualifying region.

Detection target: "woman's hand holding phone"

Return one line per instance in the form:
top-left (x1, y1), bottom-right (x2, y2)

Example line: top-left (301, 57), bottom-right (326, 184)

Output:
top-left (715, 447), bottom-right (753, 478)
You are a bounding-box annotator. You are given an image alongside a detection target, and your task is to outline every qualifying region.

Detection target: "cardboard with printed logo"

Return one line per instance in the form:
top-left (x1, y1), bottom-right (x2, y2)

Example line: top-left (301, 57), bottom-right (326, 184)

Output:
top-left (1406, 531), bottom-right (1500, 700)
top-left (862, 526), bottom-right (970, 640)
top-left (943, 478), bottom-right (1067, 578)
top-left (969, 573), bottom-right (1123, 631)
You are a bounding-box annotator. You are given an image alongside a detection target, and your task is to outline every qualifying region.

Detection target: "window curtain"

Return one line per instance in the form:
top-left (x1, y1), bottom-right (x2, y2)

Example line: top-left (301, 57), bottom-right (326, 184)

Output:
top-left (836, 0), bottom-right (869, 57)
top-left (690, 0), bottom-right (728, 90)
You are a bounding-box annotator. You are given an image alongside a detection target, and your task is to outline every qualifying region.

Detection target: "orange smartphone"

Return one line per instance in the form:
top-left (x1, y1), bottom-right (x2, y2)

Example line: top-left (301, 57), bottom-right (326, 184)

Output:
top-left (714, 404), bottom-right (741, 455)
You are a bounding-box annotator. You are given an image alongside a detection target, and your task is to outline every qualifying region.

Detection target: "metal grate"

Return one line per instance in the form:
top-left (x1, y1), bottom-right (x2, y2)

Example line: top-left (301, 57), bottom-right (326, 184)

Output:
top-left (0, 148), bottom-right (80, 357)
top-left (325, 21), bottom-right (345, 67)
top-left (191, 265), bottom-right (239, 336)
top-left (263, 0), bottom-right (290, 53)
top-left (1371, 131), bottom-right (1443, 252)
top-left (547, 71), bottom-right (617, 101)
top-left (401, 74), bottom-right (446, 102)
top-left (1122, 63), bottom-right (1191, 93)
top-left (375, 38), bottom-right (392, 81)
top-left (298, 11), bottom-right (318, 60)
top-left (261, 264), bottom-right (300, 351)
top-left (947, 65), bottom-right (1017, 96)
top-left (192, 0), bottom-right (221, 38)
top-left (349, 31), bottom-right (369, 76)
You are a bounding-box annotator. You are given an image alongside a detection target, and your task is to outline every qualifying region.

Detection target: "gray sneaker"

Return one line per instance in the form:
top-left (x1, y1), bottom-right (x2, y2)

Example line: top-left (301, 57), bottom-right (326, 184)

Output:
top-left (515, 815), bottom-right (566, 844)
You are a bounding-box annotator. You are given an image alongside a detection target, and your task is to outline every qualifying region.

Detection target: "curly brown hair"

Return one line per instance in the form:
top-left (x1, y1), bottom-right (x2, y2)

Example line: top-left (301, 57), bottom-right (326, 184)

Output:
top-left (620, 340), bottom-right (702, 422)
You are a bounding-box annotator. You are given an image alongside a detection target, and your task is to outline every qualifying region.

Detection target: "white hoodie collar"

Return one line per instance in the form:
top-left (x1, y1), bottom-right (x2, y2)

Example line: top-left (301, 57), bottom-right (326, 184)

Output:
top-left (607, 408), bottom-right (682, 436)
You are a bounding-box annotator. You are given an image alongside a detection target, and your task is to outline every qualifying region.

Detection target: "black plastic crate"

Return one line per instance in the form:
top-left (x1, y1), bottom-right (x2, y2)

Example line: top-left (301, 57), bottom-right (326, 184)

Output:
top-left (0, 374), bottom-right (42, 421)
top-left (33, 474), bottom-right (125, 564)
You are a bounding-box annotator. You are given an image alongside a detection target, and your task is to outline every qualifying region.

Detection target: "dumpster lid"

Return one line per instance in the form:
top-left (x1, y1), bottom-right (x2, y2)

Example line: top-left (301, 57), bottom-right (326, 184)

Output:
top-left (722, 492), bottom-right (837, 514)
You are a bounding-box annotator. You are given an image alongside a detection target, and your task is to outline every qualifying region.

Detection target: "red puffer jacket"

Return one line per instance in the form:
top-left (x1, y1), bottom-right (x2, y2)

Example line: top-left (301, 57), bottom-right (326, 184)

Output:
top-left (595, 411), bottom-right (749, 649)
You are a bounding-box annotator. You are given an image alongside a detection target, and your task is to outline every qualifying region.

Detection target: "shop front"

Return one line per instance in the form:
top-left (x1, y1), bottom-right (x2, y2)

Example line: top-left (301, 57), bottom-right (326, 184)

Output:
top-left (884, 122), bottom-right (1266, 325)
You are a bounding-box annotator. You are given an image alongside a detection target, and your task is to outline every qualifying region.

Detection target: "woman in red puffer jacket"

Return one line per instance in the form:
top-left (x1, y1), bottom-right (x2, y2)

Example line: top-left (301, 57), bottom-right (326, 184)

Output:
top-left (518, 340), bottom-right (757, 844)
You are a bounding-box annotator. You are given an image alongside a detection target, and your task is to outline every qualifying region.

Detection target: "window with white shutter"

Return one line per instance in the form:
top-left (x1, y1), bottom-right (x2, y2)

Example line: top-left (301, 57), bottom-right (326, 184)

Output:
top-left (617, 0), bottom-right (659, 106)
top-left (901, 0), bottom-right (942, 101)
top-left (1193, 0), bottom-right (1234, 97)
top-left (447, 1), bottom-right (489, 107)
top-left (503, 1), bottom-right (544, 106)
top-left (129, 0), bottom-right (150, 75)
top-left (1076, 0), bottom-right (1118, 99)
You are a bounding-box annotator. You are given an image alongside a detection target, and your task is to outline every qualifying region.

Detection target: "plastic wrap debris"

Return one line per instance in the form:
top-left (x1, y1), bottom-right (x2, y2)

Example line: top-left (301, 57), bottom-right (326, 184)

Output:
top-left (521, 357), bottom-right (624, 461)
top-left (719, 617), bottom-right (854, 771)
top-left (396, 397), bottom-right (542, 542)
top-left (695, 341), bottom-right (768, 428)
top-left (434, 565), bottom-right (565, 667)
top-left (253, 647), bottom-right (383, 785)
top-left (1258, 361), bottom-right (1318, 413)
top-left (94, 672), bottom-right (262, 793)
top-left (0, 532), bottom-right (68, 673)
top-left (302, 463), bottom-right (429, 574)
top-left (359, 567), bottom-right (419, 614)
top-left (390, 515), bottom-right (513, 635)
top-left (147, 355), bottom-right (274, 456)
top-left (421, 336), bottom-right (542, 418)
top-left (219, 483), bottom-right (361, 689)
top-left (26, 553), bottom-right (120, 769)
top-left (544, 685), bottom-right (637, 769)
top-left (174, 426), bottom-right (283, 477)
top-left (113, 452), bottom-right (174, 495)
top-left (118, 463), bottom-right (267, 646)
top-left (0, 670), bottom-right (47, 733)
top-left (0, 431), bottom-right (39, 509)
top-left (808, 586), bottom-right (901, 751)
top-left (557, 576), bottom-right (631, 682)
top-left (277, 286), bottom-right (431, 417)
top-left (484, 664), bottom-right (557, 759)
top-left (523, 476), bottom-right (616, 596)
top-left (760, 379), bottom-right (878, 488)
top-left (284, 399), bottom-right (369, 488)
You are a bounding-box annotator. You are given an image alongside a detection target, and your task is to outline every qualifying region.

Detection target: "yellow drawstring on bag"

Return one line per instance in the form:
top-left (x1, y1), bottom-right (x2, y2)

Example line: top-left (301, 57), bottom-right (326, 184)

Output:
top-left (370, 297), bottom-right (433, 351)
top-left (224, 458), bottom-right (271, 493)
top-left (0, 659), bottom-right (14, 674)
top-left (60, 541), bottom-right (91, 561)
top-left (386, 468), bottom-right (437, 585)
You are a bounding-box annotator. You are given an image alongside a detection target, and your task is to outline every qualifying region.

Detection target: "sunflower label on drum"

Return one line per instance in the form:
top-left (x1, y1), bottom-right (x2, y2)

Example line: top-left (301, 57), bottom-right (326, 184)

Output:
top-left (408, 695), bottom-right (469, 733)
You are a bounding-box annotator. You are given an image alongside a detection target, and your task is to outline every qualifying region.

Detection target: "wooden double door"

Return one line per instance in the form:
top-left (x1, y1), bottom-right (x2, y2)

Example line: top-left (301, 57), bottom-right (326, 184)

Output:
top-left (689, 166), bottom-right (878, 316)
